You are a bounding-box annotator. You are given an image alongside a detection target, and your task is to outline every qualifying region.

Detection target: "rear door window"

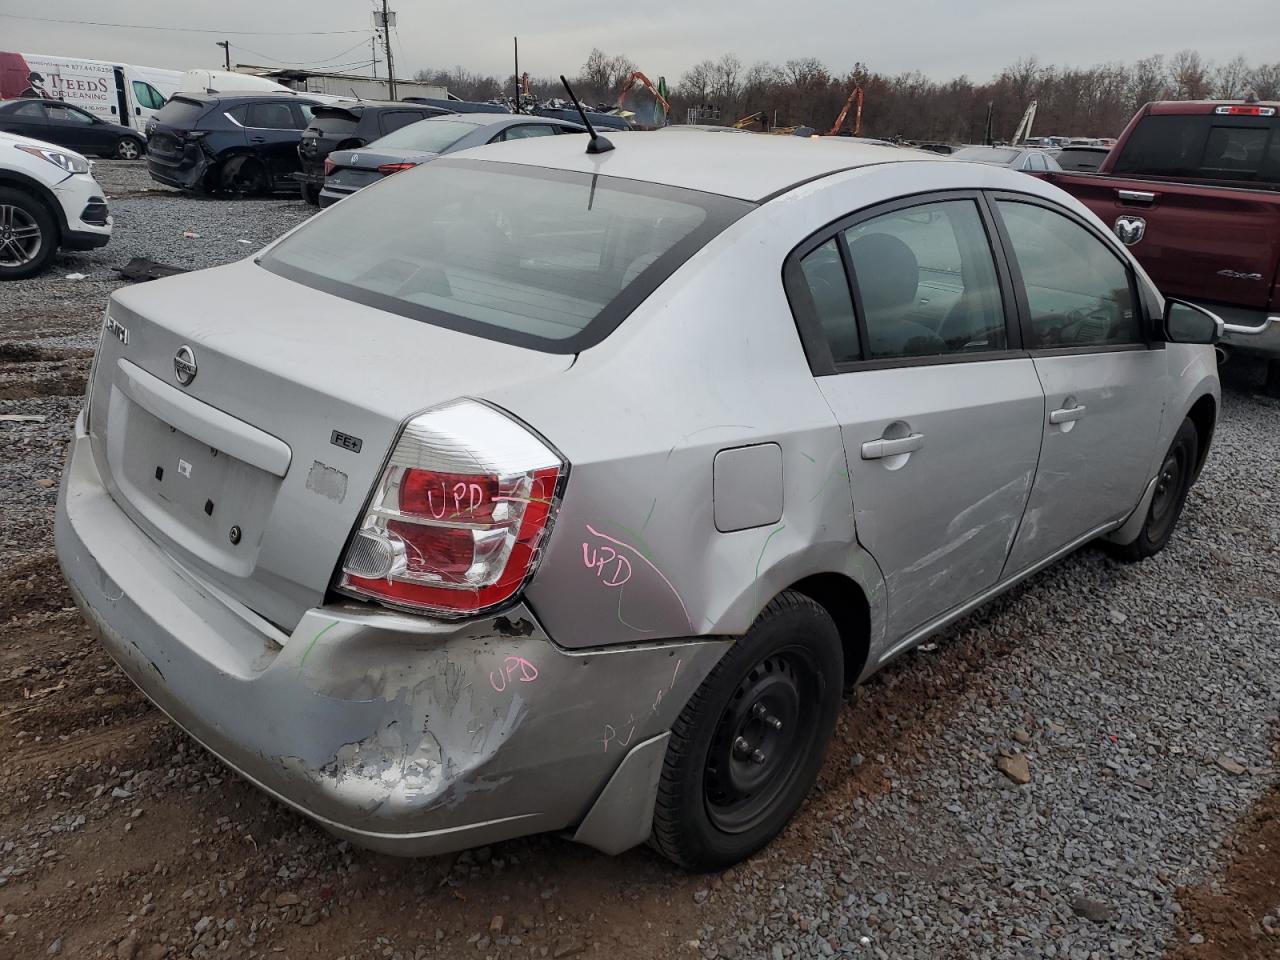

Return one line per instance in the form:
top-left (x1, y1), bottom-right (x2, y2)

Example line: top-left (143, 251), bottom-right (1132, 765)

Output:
top-left (260, 159), bottom-right (749, 353)
top-left (246, 102), bottom-right (297, 129)
top-left (995, 200), bottom-right (1141, 349)
top-left (11, 101), bottom-right (49, 119)
top-left (843, 200), bottom-right (1007, 360)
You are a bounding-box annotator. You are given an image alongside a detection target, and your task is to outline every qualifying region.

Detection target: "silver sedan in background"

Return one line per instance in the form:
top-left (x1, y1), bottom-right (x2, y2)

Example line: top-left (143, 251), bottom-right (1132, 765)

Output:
top-left (58, 133), bottom-right (1220, 871)
top-left (319, 113), bottom-right (585, 206)
top-left (951, 144), bottom-right (1063, 172)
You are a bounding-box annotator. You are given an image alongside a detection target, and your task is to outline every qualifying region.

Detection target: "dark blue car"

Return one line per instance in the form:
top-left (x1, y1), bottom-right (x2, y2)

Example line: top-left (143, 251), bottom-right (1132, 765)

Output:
top-left (147, 92), bottom-right (321, 195)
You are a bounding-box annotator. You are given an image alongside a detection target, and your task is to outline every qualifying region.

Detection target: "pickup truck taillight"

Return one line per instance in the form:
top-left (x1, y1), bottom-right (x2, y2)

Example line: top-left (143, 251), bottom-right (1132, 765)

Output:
top-left (338, 400), bottom-right (566, 617)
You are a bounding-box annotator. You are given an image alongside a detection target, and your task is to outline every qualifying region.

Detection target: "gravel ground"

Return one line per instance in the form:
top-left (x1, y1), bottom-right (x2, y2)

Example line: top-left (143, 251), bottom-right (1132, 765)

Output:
top-left (1, 162), bottom-right (1278, 959)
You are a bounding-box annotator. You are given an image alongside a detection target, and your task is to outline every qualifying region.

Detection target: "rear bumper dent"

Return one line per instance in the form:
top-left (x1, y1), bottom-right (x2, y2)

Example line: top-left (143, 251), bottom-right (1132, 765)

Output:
top-left (55, 416), bottom-right (726, 856)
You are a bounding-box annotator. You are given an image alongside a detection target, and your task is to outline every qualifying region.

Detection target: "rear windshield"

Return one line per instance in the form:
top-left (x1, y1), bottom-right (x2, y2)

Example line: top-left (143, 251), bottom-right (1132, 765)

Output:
top-left (260, 159), bottom-right (749, 352)
top-left (1055, 147), bottom-right (1108, 171)
top-left (154, 97), bottom-right (209, 127)
top-left (952, 147), bottom-right (1019, 163)
top-left (306, 110), bottom-right (359, 136)
top-left (1112, 114), bottom-right (1280, 184)
top-left (370, 117), bottom-right (483, 151)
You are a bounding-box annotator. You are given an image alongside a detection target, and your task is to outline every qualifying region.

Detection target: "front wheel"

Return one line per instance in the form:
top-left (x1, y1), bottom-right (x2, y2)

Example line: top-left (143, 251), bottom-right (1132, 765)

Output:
top-left (1106, 417), bottom-right (1198, 562)
top-left (651, 591), bottom-right (843, 871)
top-left (116, 137), bottom-right (143, 160)
top-left (0, 186), bottom-right (58, 280)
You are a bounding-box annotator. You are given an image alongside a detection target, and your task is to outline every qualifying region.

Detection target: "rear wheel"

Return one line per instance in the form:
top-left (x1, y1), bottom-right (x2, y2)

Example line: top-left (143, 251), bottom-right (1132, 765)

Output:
top-left (651, 591), bottom-right (842, 871)
top-left (0, 186), bottom-right (57, 281)
top-left (115, 137), bottom-right (144, 160)
top-left (1107, 417), bottom-right (1198, 562)
top-left (218, 156), bottom-right (268, 197)
top-left (300, 182), bottom-right (321, 206)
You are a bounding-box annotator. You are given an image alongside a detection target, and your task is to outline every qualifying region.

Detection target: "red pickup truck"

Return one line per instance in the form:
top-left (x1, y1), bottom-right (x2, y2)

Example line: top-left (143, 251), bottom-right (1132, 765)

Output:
top-left (1044, 99), bottom-right (1280, 395)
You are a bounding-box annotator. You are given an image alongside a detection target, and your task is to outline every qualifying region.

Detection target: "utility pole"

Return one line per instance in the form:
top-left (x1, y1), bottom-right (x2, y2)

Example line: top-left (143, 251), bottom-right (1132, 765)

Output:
top-left (375, 2), bottom-right (397, 100)
top-left (215, 41), bottom-right (230, 71)
top-left (513, 37), bottom-right (519, 113)
top-left (370, 35), bottom-right (378, 80)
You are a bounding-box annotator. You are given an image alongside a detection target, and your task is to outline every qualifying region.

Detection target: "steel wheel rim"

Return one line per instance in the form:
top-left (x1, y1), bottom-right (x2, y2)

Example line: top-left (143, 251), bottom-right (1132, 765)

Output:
top-left (1148, 441), bottom-right (1189, 541)
top-left (704, 645), bottom-right (822, 834)
top-left (118, 139), bottom-right (140, 159)
top-left (0, 204), bottom-right (42, 267)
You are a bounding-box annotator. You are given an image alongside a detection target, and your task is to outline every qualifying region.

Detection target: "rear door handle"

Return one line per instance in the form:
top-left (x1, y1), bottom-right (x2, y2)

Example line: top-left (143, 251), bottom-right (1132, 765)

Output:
top-left (861, 432), bottom-right (924, 460)
top-left (1049, 403), bottom-right (1087, 424)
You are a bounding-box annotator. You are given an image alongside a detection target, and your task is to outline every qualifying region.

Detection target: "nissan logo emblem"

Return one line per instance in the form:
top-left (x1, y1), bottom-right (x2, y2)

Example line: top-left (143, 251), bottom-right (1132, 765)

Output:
top-left (174, 345), bottom-right (198, 386)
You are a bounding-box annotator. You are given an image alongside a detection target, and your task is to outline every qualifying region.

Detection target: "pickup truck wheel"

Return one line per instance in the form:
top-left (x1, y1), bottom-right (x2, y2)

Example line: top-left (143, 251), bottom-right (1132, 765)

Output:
top-left (0, 187), bottom-right (57, 281)
top-left (115, 137), bottom-right (144, 160)
top-left (1106, 417), bottom-right (1198, 563)
top-left (650, 591), bottom-right (842, 871)
top-left (300, 182), bottom-right (321, 206)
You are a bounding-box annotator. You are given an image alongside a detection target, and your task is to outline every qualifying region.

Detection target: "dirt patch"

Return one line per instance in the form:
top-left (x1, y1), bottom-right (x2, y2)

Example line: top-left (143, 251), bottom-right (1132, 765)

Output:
top-left (1166, 744), bottom-right (1280, 959)
top-left (0, 343), bottom-right (93, 400)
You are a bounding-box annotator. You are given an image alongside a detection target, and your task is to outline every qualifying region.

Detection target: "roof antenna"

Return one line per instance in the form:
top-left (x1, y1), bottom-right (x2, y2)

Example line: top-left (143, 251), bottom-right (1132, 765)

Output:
top-left (560, 74), bottom-right (613, 154)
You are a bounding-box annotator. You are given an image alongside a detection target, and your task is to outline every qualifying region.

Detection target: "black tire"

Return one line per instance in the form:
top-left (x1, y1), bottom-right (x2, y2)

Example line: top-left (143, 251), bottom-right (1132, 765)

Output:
top-left (1106, 417), bottom-right (1199, 562)
top-left (115, 137), bottom-right (144, 160)
top-left (218, 156), bottom-right (268, 197)
top-left (0, 185), bottom-right (58, 281)
top-left (651, 591), bottom-right (843, 871)
top-left (300, 182), bottom-right (321, 206)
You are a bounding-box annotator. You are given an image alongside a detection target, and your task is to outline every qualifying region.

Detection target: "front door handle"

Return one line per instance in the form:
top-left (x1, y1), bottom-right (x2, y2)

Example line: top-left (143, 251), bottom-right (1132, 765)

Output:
top-left (1049, 403), bottom-right (1087, 425)
top-left (861, 432), bottom-right (924, 460)
top-left (250, 136), bottom-right (266, 142)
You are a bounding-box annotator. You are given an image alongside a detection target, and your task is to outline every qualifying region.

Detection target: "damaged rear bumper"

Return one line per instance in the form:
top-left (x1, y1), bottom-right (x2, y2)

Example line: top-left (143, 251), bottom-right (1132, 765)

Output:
top-left (147, 149), bottom-right (210, 191)
top-left (55, 414), bottom-right (727, 856)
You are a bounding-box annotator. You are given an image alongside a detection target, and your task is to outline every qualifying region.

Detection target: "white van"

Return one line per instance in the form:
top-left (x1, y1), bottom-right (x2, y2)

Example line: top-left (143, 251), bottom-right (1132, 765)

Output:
top-left (0, 52), bottom-right (181, 130)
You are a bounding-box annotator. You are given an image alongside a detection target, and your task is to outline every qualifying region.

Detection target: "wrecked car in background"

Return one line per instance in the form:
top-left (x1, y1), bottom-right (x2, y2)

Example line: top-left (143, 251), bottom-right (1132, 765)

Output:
top-left (146, 92), bottom-right (320, 195)
top-left (58, 132), bottom-right (1219, 871)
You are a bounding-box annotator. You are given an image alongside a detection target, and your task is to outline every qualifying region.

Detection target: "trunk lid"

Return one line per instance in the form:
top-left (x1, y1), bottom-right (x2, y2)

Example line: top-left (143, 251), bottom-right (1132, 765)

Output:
top-left (1047, 171), bottom-right (1280, 311)
top-left (88, 259), bottom-right (573, 631)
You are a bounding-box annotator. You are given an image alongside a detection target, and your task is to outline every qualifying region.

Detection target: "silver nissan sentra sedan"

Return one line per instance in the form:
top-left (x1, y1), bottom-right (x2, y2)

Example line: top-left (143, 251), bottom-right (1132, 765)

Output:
top-left (56, 131), bottom-right (1221, 870)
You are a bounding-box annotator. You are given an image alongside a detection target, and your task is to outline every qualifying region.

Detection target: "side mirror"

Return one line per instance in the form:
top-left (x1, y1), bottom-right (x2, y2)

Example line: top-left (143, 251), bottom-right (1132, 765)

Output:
top-left (1163, 298), bottom-right (1223, 345)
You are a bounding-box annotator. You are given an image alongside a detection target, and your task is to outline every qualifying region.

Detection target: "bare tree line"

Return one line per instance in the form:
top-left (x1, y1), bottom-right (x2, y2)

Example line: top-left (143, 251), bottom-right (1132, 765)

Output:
top-left (417, 48), bottom-right (1280, 140)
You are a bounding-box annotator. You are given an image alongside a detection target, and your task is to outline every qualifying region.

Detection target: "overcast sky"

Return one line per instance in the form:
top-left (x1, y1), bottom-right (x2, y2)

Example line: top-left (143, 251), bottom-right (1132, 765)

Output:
top-left (2, 1), bottom-right (1274, 84)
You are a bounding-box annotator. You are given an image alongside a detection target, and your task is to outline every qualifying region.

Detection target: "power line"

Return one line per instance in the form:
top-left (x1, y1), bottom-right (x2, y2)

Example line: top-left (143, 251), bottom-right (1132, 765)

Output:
top-left (230, 36), bottom-right (375, 67)
top-left (0, 13), bottom-right (368, 36)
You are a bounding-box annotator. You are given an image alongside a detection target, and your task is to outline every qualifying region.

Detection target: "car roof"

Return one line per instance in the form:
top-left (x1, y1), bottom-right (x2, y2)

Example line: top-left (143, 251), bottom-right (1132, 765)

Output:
top-left (454, 132), bottom-right (937, 202)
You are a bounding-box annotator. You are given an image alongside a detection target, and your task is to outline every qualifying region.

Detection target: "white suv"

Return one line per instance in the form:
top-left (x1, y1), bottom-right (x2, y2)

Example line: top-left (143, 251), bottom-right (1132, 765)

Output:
top-left (0, 131), bottom-right (112, 280)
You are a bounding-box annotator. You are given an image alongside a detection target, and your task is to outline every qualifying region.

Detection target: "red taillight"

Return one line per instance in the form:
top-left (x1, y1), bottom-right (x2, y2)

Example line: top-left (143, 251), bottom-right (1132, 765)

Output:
top-left (323, 156), bottom-right (335, 176)
top-left (377, 162), bottom-right (418, 175)
top-left (339, 401), bottom-right (566, 617)
top-left (1214, 105), bottom-right (1276, 116)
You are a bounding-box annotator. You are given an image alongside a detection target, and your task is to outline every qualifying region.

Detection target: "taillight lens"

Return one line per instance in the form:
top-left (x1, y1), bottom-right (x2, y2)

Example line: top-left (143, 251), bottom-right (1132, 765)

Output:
top-left (323, 156), bottom-right (335, 176)
top-left (377, 162), bottom-right (418, 175)
top-left (338, 400), bottom-right (566, 617)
